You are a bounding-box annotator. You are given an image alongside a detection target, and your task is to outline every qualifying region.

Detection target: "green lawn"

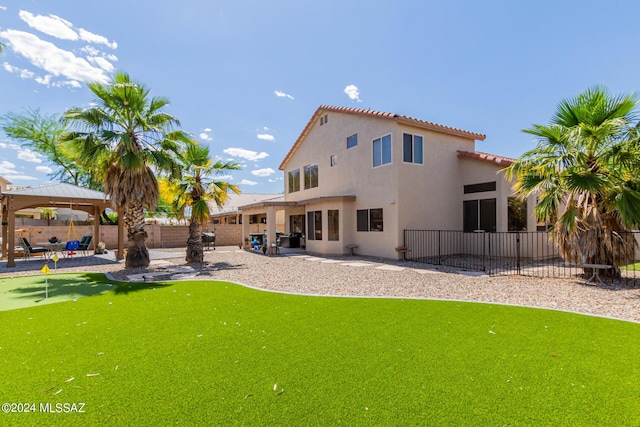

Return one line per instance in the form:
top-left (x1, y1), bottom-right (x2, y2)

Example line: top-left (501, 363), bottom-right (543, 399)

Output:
top-left (621, 261), bottom-right (640, 271)
top-left (0, 274), bottom-right (639, 426)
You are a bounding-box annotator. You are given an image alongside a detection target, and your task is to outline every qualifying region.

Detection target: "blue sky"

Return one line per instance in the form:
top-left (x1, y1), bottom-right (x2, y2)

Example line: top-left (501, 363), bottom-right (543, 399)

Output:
top-left (1, 0), bottom-right (639, 193)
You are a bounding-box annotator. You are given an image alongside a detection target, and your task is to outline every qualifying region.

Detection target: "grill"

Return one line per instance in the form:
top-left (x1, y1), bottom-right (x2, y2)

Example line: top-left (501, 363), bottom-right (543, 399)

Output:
top-left (201, 232), bottom-right (216, 250)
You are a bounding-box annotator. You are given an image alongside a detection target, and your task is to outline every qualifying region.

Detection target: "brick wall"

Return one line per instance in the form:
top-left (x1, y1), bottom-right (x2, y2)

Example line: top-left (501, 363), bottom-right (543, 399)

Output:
top-left (210, 224), bottom-right (242, 247)
top-left (16, 224), bottom-right (190, 250)
top-left (11, 221), bottom-right (283, 250)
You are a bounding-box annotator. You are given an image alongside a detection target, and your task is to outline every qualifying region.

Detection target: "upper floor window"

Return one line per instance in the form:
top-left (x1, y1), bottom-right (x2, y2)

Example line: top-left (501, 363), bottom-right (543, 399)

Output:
top-left (373, 134), bottom-right (392, 167)
top-left (304, 164), bottom-right (319, 189)
top-left (330, 154), bottom-right (337, 167)
top-left (288, 169), bottom-right (300, 193)
top-left (403, 133), bottom-right (423, 164)
top-left (319, 114), bottom-right (329, 125)
top-left (347, 134), bottom-right (358, 149)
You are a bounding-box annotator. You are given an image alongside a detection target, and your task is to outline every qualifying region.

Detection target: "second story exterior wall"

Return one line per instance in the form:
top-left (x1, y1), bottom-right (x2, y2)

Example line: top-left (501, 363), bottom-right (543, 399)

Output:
top-left (282, 110), bottom-right (398, 203)
top-left (278, 105), bottom-right (488, 258)
top-left (396, 123), bottom-right (476, 234)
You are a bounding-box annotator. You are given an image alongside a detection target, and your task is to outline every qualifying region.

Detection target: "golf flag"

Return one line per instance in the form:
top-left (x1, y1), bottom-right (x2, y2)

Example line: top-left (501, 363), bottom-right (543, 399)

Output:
top-left (41, 263), bottom-right (50, 299)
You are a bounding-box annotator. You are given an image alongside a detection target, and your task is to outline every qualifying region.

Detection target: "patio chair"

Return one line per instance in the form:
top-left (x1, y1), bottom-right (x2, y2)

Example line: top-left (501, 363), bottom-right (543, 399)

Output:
top-left (78, 235), bottom-right (93, 255)
top-left (18, 237), bottom-right (48, 261)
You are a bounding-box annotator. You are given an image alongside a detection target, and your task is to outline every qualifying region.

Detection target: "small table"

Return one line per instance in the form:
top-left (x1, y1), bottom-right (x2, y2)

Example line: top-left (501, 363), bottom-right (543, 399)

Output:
top-left (581, 263), bottom-right (612, 286)
top-left (38, 242), bottom-right (67, 260)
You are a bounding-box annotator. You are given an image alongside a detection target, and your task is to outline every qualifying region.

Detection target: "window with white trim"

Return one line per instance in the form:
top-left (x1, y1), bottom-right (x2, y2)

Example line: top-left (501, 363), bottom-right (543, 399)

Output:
top-left (288, 169), bottom-right (300, 193)
top-left (307, 210), bottom-right (322, 240)
top-left (357, 208), bottom-right (383, 232)
top-left (304, 164), bottom-right (318, 189)
top-left (403, 133), bottom-right (423, 164)
top-left (372, 134), bottom-right (392, 167)
top-left (328, 210), bottom-right (339, 241)
top-left (347, 134), bottom-right (358, 149)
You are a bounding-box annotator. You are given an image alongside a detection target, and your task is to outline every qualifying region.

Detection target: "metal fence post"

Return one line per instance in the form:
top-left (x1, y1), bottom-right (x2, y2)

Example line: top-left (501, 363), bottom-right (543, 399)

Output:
top-left (516, 232), bottom-right (521, 275)
top-left (482, 231), bottom-right (486, 272)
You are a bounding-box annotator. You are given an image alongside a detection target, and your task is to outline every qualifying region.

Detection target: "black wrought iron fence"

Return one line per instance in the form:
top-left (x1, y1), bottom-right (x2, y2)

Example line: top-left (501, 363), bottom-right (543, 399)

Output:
top-left (403, 230), bottom-right (640, 283)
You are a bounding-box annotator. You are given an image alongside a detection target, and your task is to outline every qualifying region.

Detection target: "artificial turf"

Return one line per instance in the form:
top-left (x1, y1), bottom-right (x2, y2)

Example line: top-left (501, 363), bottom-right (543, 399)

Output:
top-left (0, 273), bottom-right (114, 311)
top-left (0, 274), bottom-right (638, 426)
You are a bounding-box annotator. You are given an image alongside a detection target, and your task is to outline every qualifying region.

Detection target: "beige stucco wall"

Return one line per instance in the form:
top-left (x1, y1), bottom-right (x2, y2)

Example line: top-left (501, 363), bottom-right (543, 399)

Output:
top-left (281, 111), bottom-right (520, 259)
top-left (283, 113), bottom-right (402, 258)
top-left (396, 123), bottom-right (475, 236)
top-left (459, 157), bottom-right (537, 232)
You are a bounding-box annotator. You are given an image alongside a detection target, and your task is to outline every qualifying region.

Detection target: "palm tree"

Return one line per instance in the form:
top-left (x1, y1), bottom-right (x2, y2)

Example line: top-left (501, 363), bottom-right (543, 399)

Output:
top-left (160, 142), bottom-right (240, 263)
top-left (505, 86), bottom-right (640, 277)
top-left (63, 72), bottom-right (190, 268)
top-left (1, 109), bottom-right (103, 189)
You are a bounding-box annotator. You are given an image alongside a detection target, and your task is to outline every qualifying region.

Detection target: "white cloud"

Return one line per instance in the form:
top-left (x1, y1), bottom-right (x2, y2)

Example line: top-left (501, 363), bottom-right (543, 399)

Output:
top-left (257, 133), bottom-right (275, 142)
top-left (0, 6), bottom-right (7, 11)
top-left (36, 165), bottom-right (53, 173)
top-left (0, 160), bottom-right (15, 170)
top-left (0, 160), bottom-right (37, 181)
top-left (78, 28), bottom-right (117, 49)
top-left (223, 147), bottom-right (269, 161)
top-left (87, 55), bottom-right (115, 72)
top-left (81, 45), bottom-right (100, 56)
top-left (217, 174), bottom-right (233, 180)
top-left (3, 61), bottom-right (35, 79)
top-left (203, 128), bottom-right (212, 132)
top-left (199, 133), bottom-right (212, 141)
top-left (274, 90), bottom-right (294, 100)
top-left (34, 74), bottom-right (51, 85)
top-left (55, 79), bottom-right (81, 88)
top-left (17, 148), bottom-right (42, 163)
top-left (251, 168), bottom-right (275, 177)
top-left (19, 11), bottom-right (78, 40)
top-left (0, 29), bottom-right (110, 83)
top-left (240, 179), bottom-right (258, 186)
top-left (199, 130), bottom-right (213, 141)
top-left (344, 84), bottom-right (361, 102)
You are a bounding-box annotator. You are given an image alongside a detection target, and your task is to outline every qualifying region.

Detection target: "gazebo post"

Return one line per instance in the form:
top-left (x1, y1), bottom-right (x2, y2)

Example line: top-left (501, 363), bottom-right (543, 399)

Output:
top-left (93, 206), bottom-right (100, 254)
top-left (1, 204), bottom-right (7, 260)
top-left (7, 198), bottom-right (15, 267)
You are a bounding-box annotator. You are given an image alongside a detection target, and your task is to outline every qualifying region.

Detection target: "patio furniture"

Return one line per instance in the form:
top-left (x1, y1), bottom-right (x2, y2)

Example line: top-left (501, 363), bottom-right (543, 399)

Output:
top-left (38, 241), bottom-right (68, 260)
top-left (581, 263), bottom-right (612, 286)
top-left (269, 238), bottom-right (282, 255)
top-left (78, 235), bottom-right (93, 255)
top-left (18, 237), bottom-right (48, 261)
top-left (346, 244), bottom-right (359, 256)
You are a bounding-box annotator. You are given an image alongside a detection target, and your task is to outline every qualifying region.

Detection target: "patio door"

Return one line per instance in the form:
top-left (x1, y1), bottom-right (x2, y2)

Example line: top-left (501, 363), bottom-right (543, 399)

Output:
top-left (289, 215), bottom-right (305, 236)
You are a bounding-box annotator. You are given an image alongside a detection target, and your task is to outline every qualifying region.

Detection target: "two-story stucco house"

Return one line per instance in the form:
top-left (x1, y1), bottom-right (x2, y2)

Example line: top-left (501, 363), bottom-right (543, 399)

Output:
top-left (239, 105), bottom-right (537, 259)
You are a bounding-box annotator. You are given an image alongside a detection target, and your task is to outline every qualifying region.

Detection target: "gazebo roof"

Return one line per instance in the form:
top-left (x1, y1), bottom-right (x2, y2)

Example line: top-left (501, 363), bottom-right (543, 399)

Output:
top-left (1, 182), bottom-right (110, 212)
top-left (2, 182), bottom-right (108, 200)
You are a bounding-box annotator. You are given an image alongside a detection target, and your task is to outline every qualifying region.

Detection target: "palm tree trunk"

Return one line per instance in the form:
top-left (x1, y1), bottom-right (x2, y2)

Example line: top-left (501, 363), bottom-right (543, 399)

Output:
top-left (123, 200), bottom-right (150, 268)
top-left (186, 219), bottom-right (203, 263)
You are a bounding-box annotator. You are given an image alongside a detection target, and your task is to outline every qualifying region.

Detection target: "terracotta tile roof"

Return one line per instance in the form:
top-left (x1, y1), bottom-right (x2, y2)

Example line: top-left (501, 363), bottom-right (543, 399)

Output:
top-left (279, 105), bottom-right (486, 170)
top-left (457, 150), bottom-right (517, 167)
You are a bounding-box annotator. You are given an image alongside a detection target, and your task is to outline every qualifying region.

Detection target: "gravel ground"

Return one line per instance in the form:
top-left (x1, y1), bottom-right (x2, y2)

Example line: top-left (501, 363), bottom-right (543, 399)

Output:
top-left (2, 246), bottom-right (639, 323)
